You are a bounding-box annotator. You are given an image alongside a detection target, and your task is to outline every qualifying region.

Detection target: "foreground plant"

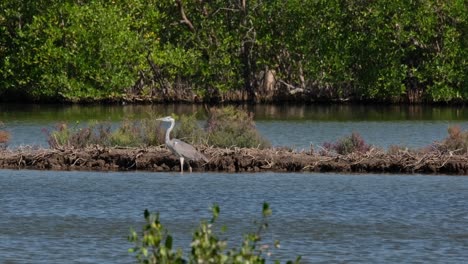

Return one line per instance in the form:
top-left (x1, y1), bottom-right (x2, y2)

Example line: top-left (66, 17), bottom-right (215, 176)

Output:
top-left (129, 203), bottom-right (300, 264)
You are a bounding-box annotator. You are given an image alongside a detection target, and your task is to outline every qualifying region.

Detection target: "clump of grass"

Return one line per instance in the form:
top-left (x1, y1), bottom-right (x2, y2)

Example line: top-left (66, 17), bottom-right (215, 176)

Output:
top-left (46, 120), bottom-right (165, 149)
top-left (322, 132), bottom-right (371, 155)
top-left (46, 122), bottom-right (113, 148)
top-left (109, 119), bottom-right (166, 147)
top-left (205, 106), bottom-right (271, 149)
top-left (139, 118), bottom-right (166, 146)
top-left (170, 108), bottom-right (270, 148)
top-left (46, 123), bottom-right (73, 148)
top-left (173, 114), bottom-right (205, 145)
top-left (435, 125), bottom-right (468, 154)
top-left (110, 120), bottom-right (142, 147)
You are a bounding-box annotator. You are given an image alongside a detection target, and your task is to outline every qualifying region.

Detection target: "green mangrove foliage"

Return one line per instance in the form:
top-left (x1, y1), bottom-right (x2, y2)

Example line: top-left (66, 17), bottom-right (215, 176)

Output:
top-left (0, 1), bottom-right (146, 101)
top-left (128, 203), bottom-right (301, 264)
top-left (46, 107), bottom-right (270, 149)
top-left (1, 1), bottom-right (466, 102)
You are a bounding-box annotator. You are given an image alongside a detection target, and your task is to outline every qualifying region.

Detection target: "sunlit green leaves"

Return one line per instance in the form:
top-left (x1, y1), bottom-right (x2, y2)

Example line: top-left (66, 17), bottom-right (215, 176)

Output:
top-left (1, 0), bottom-right (149, 101)
top-left (0, 0), bottom-right (466, 102)
top-left (129, 203), bottom-right (300, 263)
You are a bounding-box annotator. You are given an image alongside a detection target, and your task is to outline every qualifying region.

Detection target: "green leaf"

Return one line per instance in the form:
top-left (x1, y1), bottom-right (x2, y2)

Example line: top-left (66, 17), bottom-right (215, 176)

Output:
top-left (165, 235), bottom-right (173, 250)
top-left (211, 203), bottom-right (220, 223)
top-left (262, 202), bottom-right (272, 217)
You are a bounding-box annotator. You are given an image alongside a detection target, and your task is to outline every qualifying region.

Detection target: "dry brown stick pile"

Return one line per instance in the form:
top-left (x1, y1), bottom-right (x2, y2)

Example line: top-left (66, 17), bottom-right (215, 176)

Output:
top-left (0, 146), bottom-right (467, 175)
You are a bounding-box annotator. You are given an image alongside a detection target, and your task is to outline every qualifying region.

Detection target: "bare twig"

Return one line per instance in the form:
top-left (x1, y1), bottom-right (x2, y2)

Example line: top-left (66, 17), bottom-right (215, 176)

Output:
top-left (175, 0), bottom-right (195, 32)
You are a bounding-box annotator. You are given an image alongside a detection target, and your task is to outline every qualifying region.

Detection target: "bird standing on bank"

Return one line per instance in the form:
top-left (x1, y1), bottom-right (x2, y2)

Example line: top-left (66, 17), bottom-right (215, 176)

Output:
top-left (157, 116), bottom-right (208, 173)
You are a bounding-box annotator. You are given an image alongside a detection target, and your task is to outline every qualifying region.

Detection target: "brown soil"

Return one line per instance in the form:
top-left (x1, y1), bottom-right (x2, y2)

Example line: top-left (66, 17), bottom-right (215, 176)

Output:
top-left (1, 146), bottom-right (467, 175)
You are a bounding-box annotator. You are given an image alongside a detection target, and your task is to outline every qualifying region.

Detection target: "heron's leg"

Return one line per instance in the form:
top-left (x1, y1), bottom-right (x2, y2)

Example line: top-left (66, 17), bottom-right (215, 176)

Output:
top-left (179, 157), bottom-right (184, 173)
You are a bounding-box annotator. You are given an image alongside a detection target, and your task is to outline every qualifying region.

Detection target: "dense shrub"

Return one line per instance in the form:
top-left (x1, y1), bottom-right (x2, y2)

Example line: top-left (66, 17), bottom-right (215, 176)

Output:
top-left (46, 107), bottom-right (270, 149)
top-left (173, 114), bottom-right (206, 145)
top-left (322, 132), bottom-right (372, 155)
top-left (139, 118), bottom-right (167, 146)
top-left (109, 120), bottom-right (144, 147)
top-left (45, 122), bottom-right (113, 149)
top-left (435, 125), bottom-right (468, 154)
top-left (46, 120), bottom-right (166, 148)
top-left (1, 1), bottom-right (465, 102)
top-left (109, 119), bottom-right (166, 147)
top-left (128, 203), bottom-right (300, 264)
top-left (0, 1), bottom-right (145, 101)
top-left (205, 107), bottom-right (271, 149)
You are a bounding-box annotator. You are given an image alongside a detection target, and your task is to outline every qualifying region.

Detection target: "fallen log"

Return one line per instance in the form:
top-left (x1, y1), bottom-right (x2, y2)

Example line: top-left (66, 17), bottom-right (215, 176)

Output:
top-left (0, 146), bottom-right (467, 175)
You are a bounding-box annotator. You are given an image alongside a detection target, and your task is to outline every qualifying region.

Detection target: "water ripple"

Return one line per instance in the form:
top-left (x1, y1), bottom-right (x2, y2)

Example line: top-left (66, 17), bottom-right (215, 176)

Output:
top-left (1, 170), bottom-right (467, 263)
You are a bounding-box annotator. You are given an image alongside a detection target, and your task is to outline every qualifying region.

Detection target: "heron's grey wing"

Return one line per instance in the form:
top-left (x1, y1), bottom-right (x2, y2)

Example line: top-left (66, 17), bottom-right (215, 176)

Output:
top-left (171, 139), bottom-right (208, 162)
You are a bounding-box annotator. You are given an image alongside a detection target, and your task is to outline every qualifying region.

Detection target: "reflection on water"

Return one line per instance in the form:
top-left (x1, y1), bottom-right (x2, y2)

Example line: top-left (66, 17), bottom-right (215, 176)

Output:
top-left (1, 103), bottom-right (468, 149)
top-left (1, 170), bottom-right (467, 263)
top-left (2, 103), bottom-right (468, 122)
top-left (0, 103), bottom-right (206, 123)
top-left (250, 104), bottom-right (468, 121)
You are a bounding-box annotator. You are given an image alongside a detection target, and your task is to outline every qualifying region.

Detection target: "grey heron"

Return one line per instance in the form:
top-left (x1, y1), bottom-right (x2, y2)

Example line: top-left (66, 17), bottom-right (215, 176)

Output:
top-left (157, 116), bottom-right (208, 173)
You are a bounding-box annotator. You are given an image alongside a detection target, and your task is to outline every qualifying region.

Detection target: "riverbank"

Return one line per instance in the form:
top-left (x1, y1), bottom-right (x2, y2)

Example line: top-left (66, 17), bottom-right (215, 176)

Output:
top-left (0, 146), bottom-right (467, 175)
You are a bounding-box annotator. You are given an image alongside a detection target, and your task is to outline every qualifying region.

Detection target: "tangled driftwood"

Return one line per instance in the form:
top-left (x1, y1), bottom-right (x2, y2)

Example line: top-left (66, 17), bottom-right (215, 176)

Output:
top-left (0, 146), bottom-right (467, 175)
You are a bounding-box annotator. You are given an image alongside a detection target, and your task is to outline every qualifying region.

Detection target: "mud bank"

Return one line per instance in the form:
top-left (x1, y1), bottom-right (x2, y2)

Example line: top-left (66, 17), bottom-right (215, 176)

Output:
top-left (1, 146), bottom-right (467, 175)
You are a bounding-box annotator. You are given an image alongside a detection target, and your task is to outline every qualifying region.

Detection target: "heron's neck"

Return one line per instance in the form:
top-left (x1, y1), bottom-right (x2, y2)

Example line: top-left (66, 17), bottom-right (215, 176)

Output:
top-left (165, 120), bottom-right (174, 144)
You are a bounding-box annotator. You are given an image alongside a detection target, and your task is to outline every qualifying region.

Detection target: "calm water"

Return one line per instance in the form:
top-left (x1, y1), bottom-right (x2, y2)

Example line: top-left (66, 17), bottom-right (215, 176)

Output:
top-left (1, 170), bottom-right (468, 263)
top-left (1, 104), bottom-right (468, 263)
top-left (1, 103), bottom-right (468, 149)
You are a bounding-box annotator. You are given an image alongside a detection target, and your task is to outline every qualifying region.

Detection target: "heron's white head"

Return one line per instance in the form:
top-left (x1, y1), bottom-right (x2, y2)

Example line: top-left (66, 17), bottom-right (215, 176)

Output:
top-left (157, 116), bottom-right (175, 122)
